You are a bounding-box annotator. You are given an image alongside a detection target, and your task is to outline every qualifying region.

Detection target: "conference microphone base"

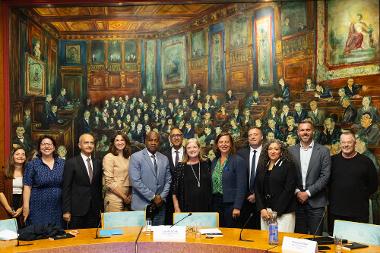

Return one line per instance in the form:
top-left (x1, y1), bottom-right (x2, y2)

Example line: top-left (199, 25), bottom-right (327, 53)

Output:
top-left (239, 239), bottom-right (254, 242)
top-left (95, 236), bottom-right (111, 239)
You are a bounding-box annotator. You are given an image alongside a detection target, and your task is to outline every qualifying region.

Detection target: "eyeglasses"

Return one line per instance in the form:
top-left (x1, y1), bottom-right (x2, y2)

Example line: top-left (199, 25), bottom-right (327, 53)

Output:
top-left (40, 142), bottom-right (54, 146)
top-left (171, 134), bottom-right (183, 138)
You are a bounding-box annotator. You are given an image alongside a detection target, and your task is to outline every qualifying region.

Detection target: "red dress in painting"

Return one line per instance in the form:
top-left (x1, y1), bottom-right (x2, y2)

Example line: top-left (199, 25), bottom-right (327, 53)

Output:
top-left (344, 20), bottom-right (370, 55)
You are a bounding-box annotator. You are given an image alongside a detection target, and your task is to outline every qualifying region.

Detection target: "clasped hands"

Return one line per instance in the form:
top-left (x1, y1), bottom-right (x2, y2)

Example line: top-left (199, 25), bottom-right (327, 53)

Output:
top-left (152, 194), bottom-right (163, 207)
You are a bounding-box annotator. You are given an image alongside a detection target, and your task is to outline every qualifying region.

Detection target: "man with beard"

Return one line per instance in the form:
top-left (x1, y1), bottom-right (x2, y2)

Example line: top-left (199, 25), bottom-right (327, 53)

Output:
top-left (288, 120), bottom-right (331, 235)
top-left (237, 127), bottom-right (264, 229)
top-left (163, 128), bottom-right (184, 224)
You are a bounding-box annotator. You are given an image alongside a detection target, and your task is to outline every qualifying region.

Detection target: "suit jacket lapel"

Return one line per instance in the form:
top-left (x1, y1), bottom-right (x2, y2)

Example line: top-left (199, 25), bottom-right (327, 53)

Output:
top-left (143, 149), bottom-right (157, 177)
top-left (306, 145), bottom-right (319, 179)
top-left (294, 144), bottom-right (302, 180)
top-left (76, 156), bottom-right (91, 183)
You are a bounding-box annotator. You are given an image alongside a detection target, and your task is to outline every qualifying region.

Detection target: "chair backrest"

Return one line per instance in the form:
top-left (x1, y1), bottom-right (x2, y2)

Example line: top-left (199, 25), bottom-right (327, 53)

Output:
top-left (173, 212), bottom-right (219, 227)
top-left (0, 218), bottom-right (18, 233)
top-left (333, 220), bottom-right (380, 246)
top-left (102, 211), bottom-right (146, 228)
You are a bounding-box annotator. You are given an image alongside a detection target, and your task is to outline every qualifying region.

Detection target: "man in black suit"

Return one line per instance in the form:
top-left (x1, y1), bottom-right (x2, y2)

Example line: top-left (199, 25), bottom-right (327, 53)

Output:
top-left (62, 133), bottom-right (103, 229)
top-left (237, 127), bottom-right (264, 229)
top-left (162, 127), bottom-right (184, 225)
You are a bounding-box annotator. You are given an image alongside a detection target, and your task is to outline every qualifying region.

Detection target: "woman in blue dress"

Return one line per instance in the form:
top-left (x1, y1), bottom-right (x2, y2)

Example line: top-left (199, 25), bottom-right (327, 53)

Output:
top-left (23, 135), bottom-right (65, 227)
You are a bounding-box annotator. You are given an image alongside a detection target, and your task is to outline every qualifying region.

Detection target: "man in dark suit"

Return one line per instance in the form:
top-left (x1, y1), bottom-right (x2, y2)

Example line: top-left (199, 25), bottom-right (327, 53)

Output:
top-left (62, 133), bottom-right (103, 229)
top-left (237, 127), bottom-right (264, 229)
top-left (288, 120), bottom-right (331, 235)
top-left (162, 127), bottom-right (184, 225)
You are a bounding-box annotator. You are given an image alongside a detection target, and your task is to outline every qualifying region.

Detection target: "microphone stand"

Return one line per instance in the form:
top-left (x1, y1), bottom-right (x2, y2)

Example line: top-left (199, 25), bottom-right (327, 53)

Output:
top-left (134, 225), bottom-right (144, 253)
top-left (170, 212), bottom-right (192, 228)
top-left (239, 213), bottom-right (254, 242)
top-left (95, 201), bottom-right (110, 239)
top-left (313, 208), bottom-right (326, 240)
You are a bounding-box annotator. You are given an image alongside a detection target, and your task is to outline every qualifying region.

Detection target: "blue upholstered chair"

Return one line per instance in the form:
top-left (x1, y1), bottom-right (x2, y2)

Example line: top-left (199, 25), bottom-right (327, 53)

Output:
top-left (0, 218), bottom-right (18, 233)
top-left (333, 220), bottom-right (380, 246)
top-left (102, 211), bottom-right (146, 228)
top-left (173, 212), bottom-right (219, 228)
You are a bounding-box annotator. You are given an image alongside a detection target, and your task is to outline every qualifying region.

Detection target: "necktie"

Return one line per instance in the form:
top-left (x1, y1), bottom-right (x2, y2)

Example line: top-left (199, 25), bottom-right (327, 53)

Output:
top-left (175, 150), bottom-right (179, 167)
top-left (250, 150), bottom-right (257, 192)
top-left (151, 154), bottom-right (158, 175)
top-left (87, 157), bottom-right (93, 183)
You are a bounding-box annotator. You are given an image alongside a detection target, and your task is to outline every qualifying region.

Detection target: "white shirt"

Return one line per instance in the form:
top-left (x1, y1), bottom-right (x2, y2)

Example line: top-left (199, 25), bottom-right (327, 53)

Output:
top-left (171, 147), bottom-right (184, 165)
top-left (80, 153), bottom-right (93, 178)
top-left (249, 145), bottom-right (262, 183)
top-left (299, 141), bottom-right (314, 196)
top-left (13, 177), bottom-right (23, 194)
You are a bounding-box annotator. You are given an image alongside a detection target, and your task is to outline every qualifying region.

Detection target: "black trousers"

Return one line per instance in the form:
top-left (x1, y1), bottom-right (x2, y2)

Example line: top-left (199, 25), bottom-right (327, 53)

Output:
top-left (240, 199), bottom-right (260, 229)
top-left (212, 194), bottom-right (241, 228)
top-left (68, 201), bottom-right (100, 229)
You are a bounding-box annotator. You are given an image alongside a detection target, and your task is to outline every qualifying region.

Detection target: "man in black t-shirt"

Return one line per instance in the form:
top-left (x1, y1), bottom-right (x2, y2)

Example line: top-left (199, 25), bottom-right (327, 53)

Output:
top-left (328, 131), bottom-right (378, 234)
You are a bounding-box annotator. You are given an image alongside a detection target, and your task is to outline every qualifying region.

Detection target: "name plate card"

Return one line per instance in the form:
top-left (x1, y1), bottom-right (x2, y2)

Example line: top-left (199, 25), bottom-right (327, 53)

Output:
top-left (153, 226), bottom-right (186, 242)
top-left (282, 236), bottom-right (317, 253)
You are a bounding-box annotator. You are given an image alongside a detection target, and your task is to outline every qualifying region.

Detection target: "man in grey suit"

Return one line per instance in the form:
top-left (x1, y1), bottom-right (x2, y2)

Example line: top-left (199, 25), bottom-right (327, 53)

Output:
top-left (289, 120), bottom-right (331, 235)
top-left (129, 131), bottom-right (172, 225)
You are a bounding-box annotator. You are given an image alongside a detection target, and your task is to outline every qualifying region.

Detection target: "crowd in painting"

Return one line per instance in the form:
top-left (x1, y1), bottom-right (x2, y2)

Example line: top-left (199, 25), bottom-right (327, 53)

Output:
top-left (2, 78), bottom-right (379, 237)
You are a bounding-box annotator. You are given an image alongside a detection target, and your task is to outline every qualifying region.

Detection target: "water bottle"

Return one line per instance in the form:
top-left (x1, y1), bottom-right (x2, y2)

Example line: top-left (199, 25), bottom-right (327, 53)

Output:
top-left (268, 211), bottom-right (279, 245)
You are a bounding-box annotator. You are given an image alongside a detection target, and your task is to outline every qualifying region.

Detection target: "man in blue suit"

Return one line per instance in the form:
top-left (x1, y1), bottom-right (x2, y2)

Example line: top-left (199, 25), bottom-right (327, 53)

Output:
top-left (129, 131), bottom-right (172, 225)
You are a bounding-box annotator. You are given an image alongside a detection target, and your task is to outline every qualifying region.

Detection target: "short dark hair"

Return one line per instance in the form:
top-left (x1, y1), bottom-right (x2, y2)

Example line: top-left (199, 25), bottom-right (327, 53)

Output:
top-left (37, 135), bottom-right (58, 157)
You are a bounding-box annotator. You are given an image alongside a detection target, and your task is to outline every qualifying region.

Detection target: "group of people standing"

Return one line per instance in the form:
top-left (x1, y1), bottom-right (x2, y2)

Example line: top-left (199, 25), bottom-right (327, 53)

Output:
top-left (0, 119), bottom-right (378, 236)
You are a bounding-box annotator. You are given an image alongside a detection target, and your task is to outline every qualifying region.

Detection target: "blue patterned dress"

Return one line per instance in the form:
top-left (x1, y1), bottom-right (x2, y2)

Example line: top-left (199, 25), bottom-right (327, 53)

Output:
top-left (23, 157), bottom-right (65, 227)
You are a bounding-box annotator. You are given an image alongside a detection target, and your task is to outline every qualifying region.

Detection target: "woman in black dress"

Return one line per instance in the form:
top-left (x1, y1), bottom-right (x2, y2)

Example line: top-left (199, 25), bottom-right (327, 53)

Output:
top-left (172, 138), bottom-right (211, 212)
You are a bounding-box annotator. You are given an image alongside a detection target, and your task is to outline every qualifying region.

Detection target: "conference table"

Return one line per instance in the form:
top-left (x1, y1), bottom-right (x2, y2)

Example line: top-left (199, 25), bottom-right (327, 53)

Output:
top-left (1, 227), bottom-right (379, 253)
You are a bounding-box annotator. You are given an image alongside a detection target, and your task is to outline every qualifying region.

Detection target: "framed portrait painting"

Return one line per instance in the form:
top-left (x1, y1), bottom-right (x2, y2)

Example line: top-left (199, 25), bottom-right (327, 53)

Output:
top-left (26, 53), bottom-right (46, 96)
top-left (326, 0), bottom-right (379, 68)
top-left (65, 44), bottom-right (81, 64)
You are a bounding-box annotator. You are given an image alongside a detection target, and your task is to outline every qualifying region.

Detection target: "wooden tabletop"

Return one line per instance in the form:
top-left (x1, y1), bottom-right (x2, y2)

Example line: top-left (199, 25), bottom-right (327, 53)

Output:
top-left (1, 227), bottom-right (379, 253)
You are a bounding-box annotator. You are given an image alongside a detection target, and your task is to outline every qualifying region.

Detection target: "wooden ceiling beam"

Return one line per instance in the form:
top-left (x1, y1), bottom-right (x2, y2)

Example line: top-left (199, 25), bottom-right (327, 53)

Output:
top-left (40, 13), bottom-right (194, 22)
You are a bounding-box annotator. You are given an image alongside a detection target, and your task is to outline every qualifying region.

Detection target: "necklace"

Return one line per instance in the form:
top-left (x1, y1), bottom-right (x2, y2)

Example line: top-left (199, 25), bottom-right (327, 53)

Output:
top-left (190, 162), bottom-right (201, 188)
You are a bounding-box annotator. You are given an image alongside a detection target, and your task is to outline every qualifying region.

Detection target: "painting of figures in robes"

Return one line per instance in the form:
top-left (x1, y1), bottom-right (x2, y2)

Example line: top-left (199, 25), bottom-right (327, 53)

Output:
top-left (230, 17), bottom-right (248, 48)
top-left (326, 0), bottom-right (379, 67)
top-left (255, 16), bottom-right (273, 87)
top-left (145, 40), bottom-right (156, 94)
top-left (280, 1), bottom-right (307, 37)
top-left (191, 30), bottom-right (206, 58)
top-left (210, 32), bottom-right (224, 91)
top-left (161, 35), bottom-right (187, 88)
top-left (91, 40), bottom-right (105, 64)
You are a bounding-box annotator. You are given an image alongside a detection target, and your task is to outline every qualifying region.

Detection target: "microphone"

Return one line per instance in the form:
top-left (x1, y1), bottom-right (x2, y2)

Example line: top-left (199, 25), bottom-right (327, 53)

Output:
top-left (313, 208), bottom-right (326, 239)
top-left (306, 208), bottom-right (335, 245)
top-left (134, 225), bottom-right (144, 253)
top-left (95, 201), bottom-right (110, 239)
top-left (170, 212), bottom-right (192, 228)
top-left (239, 212), bottom-right (254, 242)
top-left (14, 219), bottom-right (33, 247)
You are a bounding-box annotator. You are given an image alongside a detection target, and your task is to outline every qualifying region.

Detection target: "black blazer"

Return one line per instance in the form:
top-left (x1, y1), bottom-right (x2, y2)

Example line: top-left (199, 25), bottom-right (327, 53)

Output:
top-left (62, 155), bottom-right (103, 216)
top-left (237, 147), bottom-right (263, 195)
top-left (255, 158), bottom-right (297, 216)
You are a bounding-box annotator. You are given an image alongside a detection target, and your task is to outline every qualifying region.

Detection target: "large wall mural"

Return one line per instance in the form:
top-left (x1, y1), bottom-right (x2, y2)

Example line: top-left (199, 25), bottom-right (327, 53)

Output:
top-left (7, 2), bottom-right (380, 224)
